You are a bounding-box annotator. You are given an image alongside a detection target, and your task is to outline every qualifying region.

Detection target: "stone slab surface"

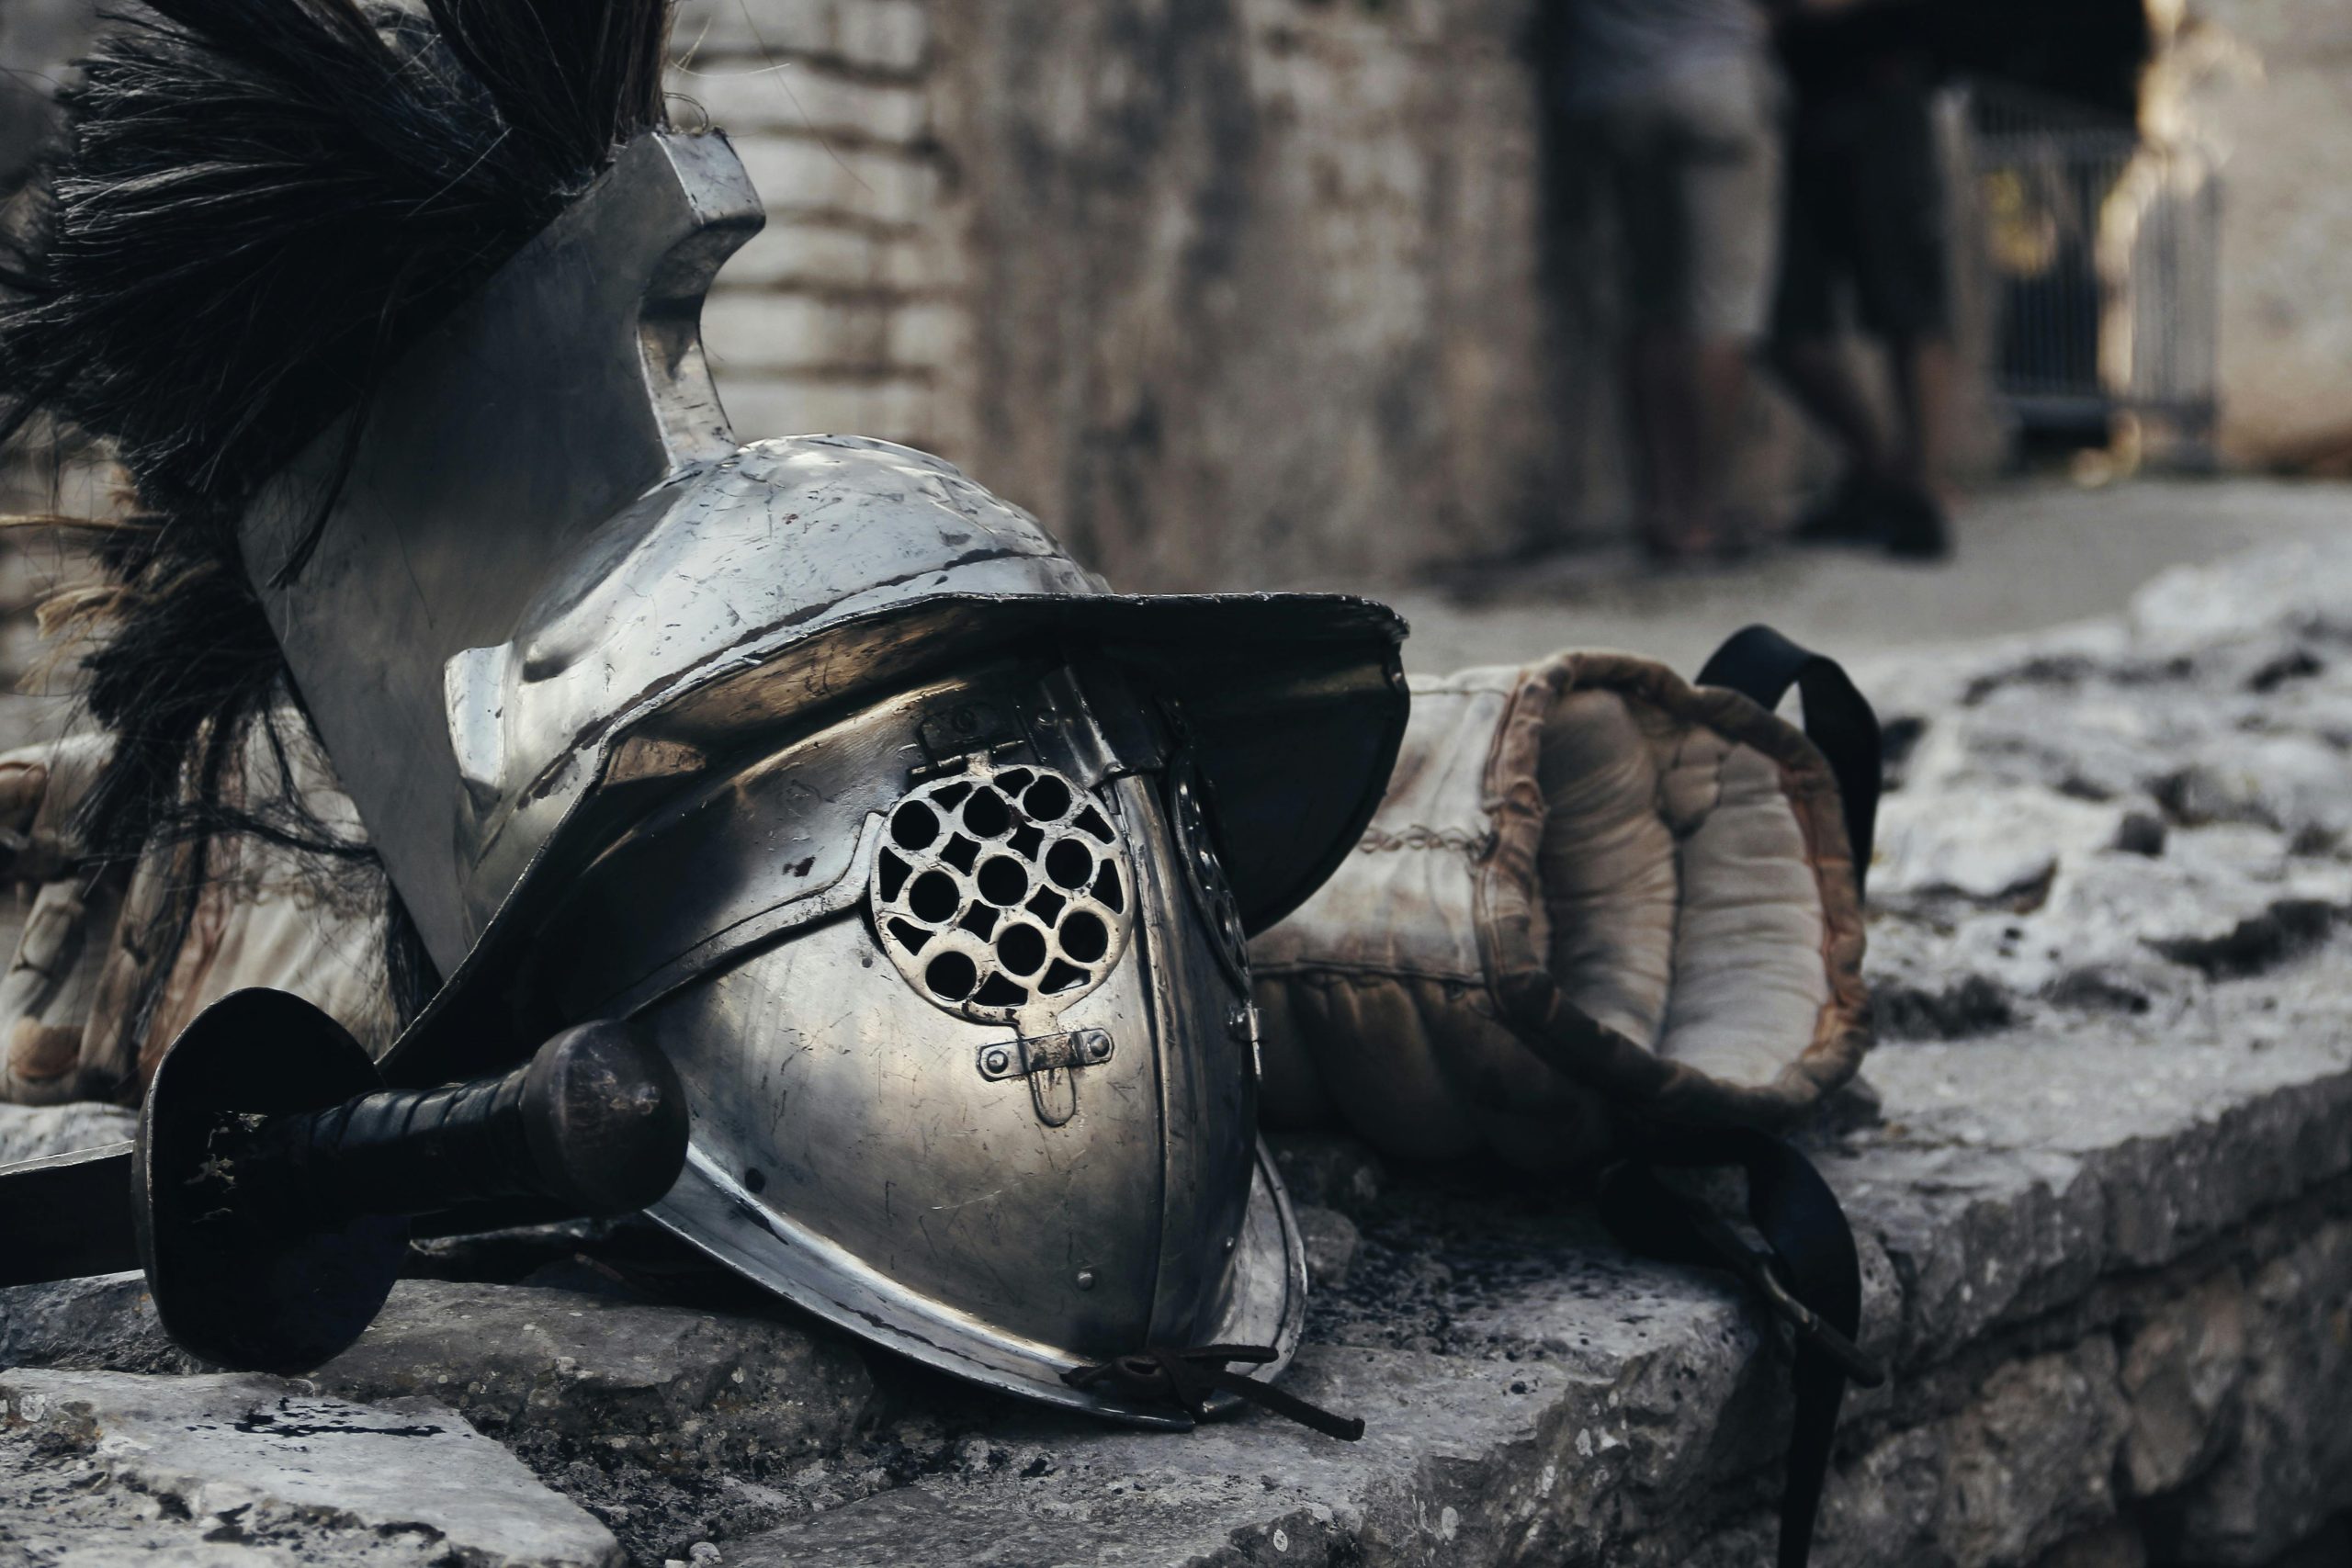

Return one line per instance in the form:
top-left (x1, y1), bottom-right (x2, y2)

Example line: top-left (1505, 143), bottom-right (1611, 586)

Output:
top-left (722, 536), bottom-right (2352, 1567)
top-left (0, 1270), bottom-right (193, 1377)
top-left (314, 1280), bottom-right (876, 1475)
top-left (5, 536), bottom-right (2352, 1567)
top-left (0, 1270), bottom-right (886, 1563)
top-left (0, 1099), bottom-right (131, 1163)
top-left (0, 1366), bottom-right (622, 1566)
top-left (313, 1278), bottom-right (882, 1563)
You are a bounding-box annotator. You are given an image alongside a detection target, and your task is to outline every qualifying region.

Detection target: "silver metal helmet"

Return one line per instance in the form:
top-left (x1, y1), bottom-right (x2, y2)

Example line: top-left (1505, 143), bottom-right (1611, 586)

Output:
top-left (233, 131), bottom-right (1408, 1419)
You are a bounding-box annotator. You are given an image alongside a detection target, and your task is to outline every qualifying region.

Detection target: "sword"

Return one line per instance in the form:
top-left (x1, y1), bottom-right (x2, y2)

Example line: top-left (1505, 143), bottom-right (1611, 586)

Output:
top-left (0, 987), bottom-right (688, 1372)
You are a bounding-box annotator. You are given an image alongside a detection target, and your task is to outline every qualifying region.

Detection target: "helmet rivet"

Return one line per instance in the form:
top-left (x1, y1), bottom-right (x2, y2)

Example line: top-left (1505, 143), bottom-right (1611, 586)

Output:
top-left (1223, 1235), bottom-right (1237, 1253)
top-left (1075, 1269), bottom-right (1097, 1291)
top-left (984, 1048), bottom-right (1011, 1076)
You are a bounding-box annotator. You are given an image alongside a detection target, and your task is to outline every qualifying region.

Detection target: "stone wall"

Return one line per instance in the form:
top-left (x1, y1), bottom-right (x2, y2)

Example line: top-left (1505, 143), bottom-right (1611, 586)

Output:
top-left (0, 0), bottom-right (1971, 589)
top-left (678, 2), bottom-right (2030, 589)
top-left (922, 0), bottom-right (1579, 588)
top-left (17, 2), bottom-right (2352, 576)
top-left (681, 0), bottom-right (1597, 590)
top-left (2175, 0), bottom-right (2352, 466)
top-left (672, 0), bottom-right (971, 458)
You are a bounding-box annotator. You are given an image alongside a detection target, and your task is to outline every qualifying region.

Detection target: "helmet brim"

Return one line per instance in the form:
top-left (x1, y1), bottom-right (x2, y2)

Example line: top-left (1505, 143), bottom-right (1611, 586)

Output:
top-left (383, 589), bottom-right (1408, 1087)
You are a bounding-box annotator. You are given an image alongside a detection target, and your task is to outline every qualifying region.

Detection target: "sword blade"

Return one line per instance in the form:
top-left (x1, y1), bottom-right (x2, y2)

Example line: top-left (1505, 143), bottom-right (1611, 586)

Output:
top-left (0, 1141), bottom-right (139, 1286)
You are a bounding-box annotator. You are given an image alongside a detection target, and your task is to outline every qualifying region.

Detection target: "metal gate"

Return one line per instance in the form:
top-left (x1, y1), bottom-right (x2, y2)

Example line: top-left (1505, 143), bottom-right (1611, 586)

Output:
top-left (1966, 82), bottom-right (2219, 459)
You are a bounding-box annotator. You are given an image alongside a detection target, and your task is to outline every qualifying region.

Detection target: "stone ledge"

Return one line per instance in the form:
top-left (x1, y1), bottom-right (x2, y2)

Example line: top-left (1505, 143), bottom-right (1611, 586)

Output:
top-left (717, 538), bottom-right (2352, 1567)
top-left (0, 1367), bottom-right (624, 1566)
top-left (4, 540), bottom-right (2350, 1566)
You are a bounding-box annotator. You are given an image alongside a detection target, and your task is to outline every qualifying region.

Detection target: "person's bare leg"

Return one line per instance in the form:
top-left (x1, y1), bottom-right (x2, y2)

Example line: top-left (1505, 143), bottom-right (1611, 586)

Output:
top-left (1769, 335), bottom-right (1891, 481)
top-left (1626, 330), bottom-right (1706, 558)
top-left (1889, 333), bottom-right (1955, 502)
top-left (1626, 329), bottom-right (1750, 560)
top-left (1622, 335), bottom-right (1669, 552)
top-left (1690, 337), bottom-right (1748, 552)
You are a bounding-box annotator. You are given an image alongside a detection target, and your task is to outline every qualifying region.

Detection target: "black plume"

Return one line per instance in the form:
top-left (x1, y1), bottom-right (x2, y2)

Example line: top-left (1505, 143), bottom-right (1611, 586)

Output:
top-left (424, 0), bottom-right (674, 174)
top-left (0, 0), bottom-right (679, 1045)
top-left (0, 0), bottom-right (675, 523)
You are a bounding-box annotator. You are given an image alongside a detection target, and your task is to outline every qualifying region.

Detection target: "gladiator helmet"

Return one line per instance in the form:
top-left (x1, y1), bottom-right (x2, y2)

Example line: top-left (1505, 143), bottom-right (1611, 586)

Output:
top-left (0, 2), bottom-right (1408, 1420)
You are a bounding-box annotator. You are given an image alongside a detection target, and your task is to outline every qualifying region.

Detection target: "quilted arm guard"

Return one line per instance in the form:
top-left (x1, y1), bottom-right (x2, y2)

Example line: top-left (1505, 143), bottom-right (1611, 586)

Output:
top-left (1250, 649), bottom-right (1871, 1171)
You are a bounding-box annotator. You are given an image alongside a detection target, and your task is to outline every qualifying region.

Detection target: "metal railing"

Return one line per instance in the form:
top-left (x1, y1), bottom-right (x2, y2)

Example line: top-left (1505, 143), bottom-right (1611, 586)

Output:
top-left (1965, 82), bottom-right (2219, 460)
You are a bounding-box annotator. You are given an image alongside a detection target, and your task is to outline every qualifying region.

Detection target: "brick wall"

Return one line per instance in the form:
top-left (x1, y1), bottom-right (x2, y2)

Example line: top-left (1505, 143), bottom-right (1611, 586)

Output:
top-left (675, 0), bottom-right (1611, 590)
top-left (5, 3), bottom-right (1903, 598)
top-left (0, 1), bottom-right (1831, 594)
top-left (673, 2), bottom-right (1874, 591)
top-left (672, 0), bottom-right (972, 459)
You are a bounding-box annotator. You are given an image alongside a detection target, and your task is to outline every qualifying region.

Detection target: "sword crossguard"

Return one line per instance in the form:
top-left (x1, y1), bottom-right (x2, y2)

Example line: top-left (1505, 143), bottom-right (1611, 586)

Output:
top-left (134, 990), bottom-right (687, 1373)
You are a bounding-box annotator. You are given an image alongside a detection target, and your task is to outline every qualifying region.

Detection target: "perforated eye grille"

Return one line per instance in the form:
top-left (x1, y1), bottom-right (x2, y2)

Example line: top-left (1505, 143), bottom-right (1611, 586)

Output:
top-left (870, 762), bottom-right (1135, 1021)
top-left (1170, 766), bottom-right (1250, 988)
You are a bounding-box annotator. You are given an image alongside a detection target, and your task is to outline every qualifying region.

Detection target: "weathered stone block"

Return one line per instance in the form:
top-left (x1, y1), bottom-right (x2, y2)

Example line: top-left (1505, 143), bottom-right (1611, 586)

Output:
top-left (718, 374), bottom-right (939, 446)
top-left (718, 218), bottom-right (933, 292)
top-left (0, 1269), bottom-right (191, 1376)
top-left (312, 1279), bottom-right (876, 1479)
top-left (730, 133), bottom-right (941, 227)
top-left (2119, 1274), bottom-right (2246, 1499)
top-left (1873, 783), bottom-right (2123, 902)
top-left (1295, 1203), bottom-right (1361, 1291)
top-left (1266, 1130), bottom-right (1385, 1220)
top-left (2165, 1219), bottom-right (2352, 1562)
top-left (707, 290), bottom-right (897, 372)
top-left (1942, 1339), bottom-right (2132, 1566)
top-left (676, 0), bottom-right (931, 75)
top-left (2032, 1520), bottom-right (2149, 1568)
top-left (0, 1367), bottom-right (622, 1567)
top-left (0, 1099), bottom-right (131, 1164)
top-left (680, 65), bottom-right (929, 143)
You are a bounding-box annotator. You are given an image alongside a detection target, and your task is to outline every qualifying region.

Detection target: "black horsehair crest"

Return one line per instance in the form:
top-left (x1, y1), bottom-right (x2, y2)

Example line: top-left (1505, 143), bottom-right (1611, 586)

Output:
top-left (0, 0), bottom-right (680, 1053)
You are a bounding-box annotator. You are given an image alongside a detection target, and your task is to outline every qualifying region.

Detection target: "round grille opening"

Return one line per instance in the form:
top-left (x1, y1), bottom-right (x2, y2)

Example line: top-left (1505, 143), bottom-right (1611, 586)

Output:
top-left (1023, 775), bottom-right (1071, 821)
top-left (996, 921), bottom-right (1047, 976)
top-left (962, 787), bottom-right (1012, 838)
top-left (1045, 839), bottom-right (1093, 891)
top-left (871, 760), bottom-right (1136, 1022)
top-left (1059, 909), bottom-right (1109, 964)
top-left (925, 950), bottom-right (978, 1000)
top-left (977, 855), bottom-right (1029, 907)
top-left (889, 800), bottom-right (939, 850)
top-left (908, 870), bottom-right (960, 923)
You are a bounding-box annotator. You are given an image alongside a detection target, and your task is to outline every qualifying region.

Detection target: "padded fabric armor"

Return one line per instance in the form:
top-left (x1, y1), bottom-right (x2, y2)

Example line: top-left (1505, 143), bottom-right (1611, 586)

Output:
top-left (1251, 650), bottom-right (1871, 1170)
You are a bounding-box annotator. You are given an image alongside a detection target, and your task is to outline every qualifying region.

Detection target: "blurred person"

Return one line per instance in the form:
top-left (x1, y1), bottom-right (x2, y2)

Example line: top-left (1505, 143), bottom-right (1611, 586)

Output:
top-left (1767, 0), bottom-right (1955, 558)
top-left (1555, 0), bottom-right (1783, 565)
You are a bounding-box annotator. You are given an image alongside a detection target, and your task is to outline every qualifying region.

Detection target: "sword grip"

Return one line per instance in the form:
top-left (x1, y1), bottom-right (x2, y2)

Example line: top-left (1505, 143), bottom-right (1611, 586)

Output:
top-left (245, 1021), bottom-right (687, 1224)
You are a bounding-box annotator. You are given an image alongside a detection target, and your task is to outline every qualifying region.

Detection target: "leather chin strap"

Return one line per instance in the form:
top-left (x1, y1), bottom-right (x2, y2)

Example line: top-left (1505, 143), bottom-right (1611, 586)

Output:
top-left (1596, 626), bottom-right (1888, 1568)
top-left (1062, 1344), bottom-right (1366, 1440)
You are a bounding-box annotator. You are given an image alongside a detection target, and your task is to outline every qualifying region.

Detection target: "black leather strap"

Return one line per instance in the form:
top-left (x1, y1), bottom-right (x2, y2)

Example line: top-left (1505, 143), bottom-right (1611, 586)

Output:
top-left (1600, 1128), bottom-right (1879, 1568)
top-left (1698, 625), bottom-right (1883, 894)
top-left (1062, 1344), bottom-right (1365, 1440)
